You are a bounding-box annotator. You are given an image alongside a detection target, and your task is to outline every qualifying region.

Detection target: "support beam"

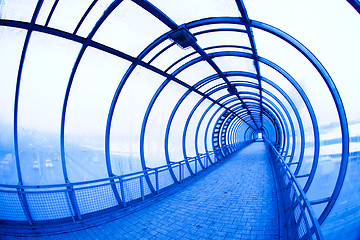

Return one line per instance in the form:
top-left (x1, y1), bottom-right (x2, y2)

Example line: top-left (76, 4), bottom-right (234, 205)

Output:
top-left (131, 0), bottom-right (260, 129)
top-left (235, 0), bottom-right (264, 129)
top-left (347, 0), bottom-right (360, 14)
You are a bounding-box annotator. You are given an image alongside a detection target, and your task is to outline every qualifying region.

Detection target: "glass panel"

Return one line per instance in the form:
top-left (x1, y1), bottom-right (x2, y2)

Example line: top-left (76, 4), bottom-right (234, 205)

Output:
top-left (17, 32), bottom-right (81, 185)
top-left (228, 75), bottom-right (258, 86)
top-left (197, 103), bottom-right (216, 153)
top-left (175, 61), bottom-right (217, 87)
top-left (240, 97), bottom-right (260, 107)
top-left (142, 39), bottom-right (173, 63)
top-left (262, 117), bottom-right (277, 143)
top-left (48, 0), bottom-right (94, 33)
top-left (213, 56), bottom-right (256, 74)
top-left (110, 66), bottom-right (164, 176)
top-left (166, 54), bottom-right (202, 75)
top-left (262, 82), bottom-right (301, 162)
top-left (198, 78), bottom-right (224, 94)
top-left (234, 120), bottom-right (250, 143)
top-left (196, 31), bottom-right (251, 50)
top-left (190, 100), bottom-right (212, 154)
top-left (36, 0), bottom-right (56, 26)
top-left (64, 47), bottom-right (131, 183)
top-left (260, 62), bottom-right (314, 172)
top-left (205, 46), bottom-right (253, 55)
top-left (148, 0), bottom-right (240, 25)
top-left (76, 0), bottom-right (113, 37)
top-left (149, 43), bottom-right (200, 73)
top-left (0, 0), bottom-right (38, 22)
top-left (321, 128), bottom-right (360, 238)
top-left (209, 88), bottom-right (230, 102)
top-left (227, 119), bottom-right (242, 145)
top-left (257, 29), bottom-right (346, 190)
top-left (0, 27), bottom-right (27, 185)
top-left (191, 23), bottom-right (246, 33)
top-left (206, 107), bottom-right (223, 152)
top-left (145, 81), bottom-right (187, 169)
top-left (185, 99), bottom-right (212, 156)
top-left (238, 85), bottom-right (260, 95)
top-left (93, 0), bottom-right (169, 57)
top-left (0, 0), bottom-right (358, 233)
top-left (255, 29), bottom-right (340, 125)
top-left (168, 92), bottom-right (202, 162)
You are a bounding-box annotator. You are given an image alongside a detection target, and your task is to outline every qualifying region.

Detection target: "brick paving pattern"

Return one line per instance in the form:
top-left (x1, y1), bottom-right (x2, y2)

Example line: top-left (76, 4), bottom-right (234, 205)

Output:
top-left (4, 142), bottom-right (279, 239)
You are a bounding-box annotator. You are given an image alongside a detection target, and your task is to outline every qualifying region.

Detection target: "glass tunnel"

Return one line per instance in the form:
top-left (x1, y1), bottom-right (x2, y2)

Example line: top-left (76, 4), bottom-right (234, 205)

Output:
top-left (0, 0), bottom-right (359, 239)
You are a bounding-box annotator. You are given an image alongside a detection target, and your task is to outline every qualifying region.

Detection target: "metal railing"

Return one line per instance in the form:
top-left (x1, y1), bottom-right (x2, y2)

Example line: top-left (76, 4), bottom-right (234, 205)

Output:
top-left (0, 141), bottom-right (251, 226)
top-left (266, 140), bottom-right (324, 240)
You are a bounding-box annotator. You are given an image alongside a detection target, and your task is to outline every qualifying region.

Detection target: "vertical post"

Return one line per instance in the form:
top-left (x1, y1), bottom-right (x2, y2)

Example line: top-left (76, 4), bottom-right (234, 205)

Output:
top-left (66, 181), bottom-right (82, 221)
top-left (140, 176), bottom-right (144, 201)
top-left (17, 186), bottom-right (33, 225)
top-left (119, 177), bottom-right (126, 208)
top-left (195, 157), bottom-right (197, 175)
top-left (182, 163), bottom-right (184, 181)
top-left (155, 169), bottom-right (159, 194)
top-left (207, 153), bottom-right (211, 165)
top-left (179, 162), bottom-right (182, 183)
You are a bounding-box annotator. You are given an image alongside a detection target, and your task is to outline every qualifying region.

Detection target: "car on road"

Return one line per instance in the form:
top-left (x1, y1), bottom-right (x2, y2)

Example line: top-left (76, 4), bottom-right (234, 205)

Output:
top-left (45, 159), bottom-right (53, 168)
top-left (0, 160), bottom-right (10, 173)
top-left (33, 160), bottom-right (40, 170)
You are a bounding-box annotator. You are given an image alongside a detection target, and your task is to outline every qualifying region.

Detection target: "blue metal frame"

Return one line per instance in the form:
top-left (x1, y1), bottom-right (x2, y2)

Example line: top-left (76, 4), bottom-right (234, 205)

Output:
top-left (347, 0), bottom-right (360, 14)
top-left (233, 99), bottom-right (287, 152)
top-left (73, 0), bottom-right (98, 35)
top-left (250, 19), bottom-right (349, 224)
top-left (187, 20), bottom-right (348, 212)
top-left (210, 94), bottom-right (285, 152)
top-left (13, 0), bottom-right (45, 225)
top-left (60, 0), bottom-right (125, 214)
top-left (0, 0), bottom-right (349, 228)
top-left (140, 79), bottom-right (174, 187)
top-left (217, 72), bottom-right (304, 164)
top-left (200, 80), bottom-right (290, 153)
top-left (196, 78), bottom-right (286, 144)
top-left (204, 106), bottom-right (224, 155)
top-left (183, 48), bottom-right (319, 192)
top-left (164, 90), bottom-right (195, 177)
top-left (194, 102), bottom-right (217, 164)
top-left (235, 0), bottom-right (264, 129)
top-left (182, 98), bottom-right (208, 169)
top-left (133, 2), bottom-right (260, 130)
top-left (44, 0), bottom-right (59, 27)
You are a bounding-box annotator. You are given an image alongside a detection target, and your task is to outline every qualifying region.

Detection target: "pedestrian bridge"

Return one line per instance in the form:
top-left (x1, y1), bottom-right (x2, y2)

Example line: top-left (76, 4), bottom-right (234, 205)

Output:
top-left (0, 1), bottom-right (360, 239)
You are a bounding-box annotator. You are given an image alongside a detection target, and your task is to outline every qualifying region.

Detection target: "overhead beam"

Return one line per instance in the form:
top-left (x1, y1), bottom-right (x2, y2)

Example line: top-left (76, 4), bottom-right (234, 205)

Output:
top-left (235, 0), bottom-right (264, 129)
top-left (347, 0), bottom-right (360, 14)
top-left (131, 0), bottom-right (260, 129)
top-left (131, 0), bottom-right (178, 30)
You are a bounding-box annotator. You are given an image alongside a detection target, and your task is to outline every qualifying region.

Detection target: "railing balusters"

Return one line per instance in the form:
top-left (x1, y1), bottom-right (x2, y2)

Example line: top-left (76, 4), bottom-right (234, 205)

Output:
top-left (1, 143), bottom-right (251, 225)
top-left (140, 176), bottom-right (144, 201)
top-left (195, 156), bottom-right (198, 175)
top-left (266, 140), bottom-right (323, 240)
top-left (119, 177), bottom-right (126, 208)
top-left (155, 169), bottom-right (159, 194)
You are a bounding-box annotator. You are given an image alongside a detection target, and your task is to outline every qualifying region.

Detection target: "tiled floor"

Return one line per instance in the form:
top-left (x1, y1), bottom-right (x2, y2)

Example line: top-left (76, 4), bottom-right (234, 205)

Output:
top-left (3, 142), bottom-right (280, 239)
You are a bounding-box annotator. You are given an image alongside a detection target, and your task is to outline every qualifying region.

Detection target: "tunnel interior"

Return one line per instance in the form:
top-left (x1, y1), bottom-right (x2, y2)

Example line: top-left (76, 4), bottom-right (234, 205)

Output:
top-left (1, 0), bottom-right (360, 239)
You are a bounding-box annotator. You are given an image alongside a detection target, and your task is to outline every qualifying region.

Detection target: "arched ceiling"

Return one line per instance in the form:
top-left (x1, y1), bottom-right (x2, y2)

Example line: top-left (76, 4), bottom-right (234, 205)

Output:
top-left (0, 0), bottom-right (359, 233)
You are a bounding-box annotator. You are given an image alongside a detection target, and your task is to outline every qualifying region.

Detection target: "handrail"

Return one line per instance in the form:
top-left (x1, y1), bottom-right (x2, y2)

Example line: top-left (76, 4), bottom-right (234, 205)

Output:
top-left (0, 141), bottom-right (252, 226)
top-left (0, 151), bottom-right (217, 190)
top-left (266, 140), bottom-right (324, 240)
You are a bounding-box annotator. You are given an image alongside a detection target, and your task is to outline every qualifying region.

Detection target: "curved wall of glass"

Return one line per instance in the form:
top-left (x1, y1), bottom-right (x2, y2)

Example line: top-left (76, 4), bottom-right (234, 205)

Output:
top-left (0, 0), bottom-right (359, 239)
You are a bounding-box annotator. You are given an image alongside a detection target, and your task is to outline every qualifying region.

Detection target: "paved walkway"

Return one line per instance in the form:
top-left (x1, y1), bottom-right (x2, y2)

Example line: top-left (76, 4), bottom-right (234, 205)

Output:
top-left (5, 142), bottom-right (279, 239)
